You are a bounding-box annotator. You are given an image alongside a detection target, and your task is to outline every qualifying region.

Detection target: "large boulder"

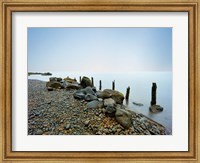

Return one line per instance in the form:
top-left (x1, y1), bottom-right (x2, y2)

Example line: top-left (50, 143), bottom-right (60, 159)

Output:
top-left (64, 77), bottom-right (77, 84)
top-left (46, 81), bottom-right (63, 89)
top-left (115, 108), bottom-right (132, 129)
top-left (92, 87), bottom-right (97, 93)
top-left (73, 91), bottom-right (85, 100)
top-left (105, 104), bottom-right (116, 117)
top-left (149, 105), bottom-right (163, 113)
top-left (87, 100), bottom-right (103, 109)
top-left (47, 87), bottom-right (53, 91)
top-left (57, 77), bottom-right (62, 82)
top-left (49, 77), bottom-right (62, 82)
top-left (82, 86), bottom-right (96, 95)
top-left (96, 91), bottom-right (112, 99)
top-left (66, 83), bottom-right (81, 90)
top-left (102, 89), bottom-right (124, 104)
top-left (80, 76), bottom-right (93, 88)
top-left (104, 98), bottom-right (116, 107)
top-left (49, 77), bottom-right (57, 82)
top-left (85, 94), bottom-right (98, 101)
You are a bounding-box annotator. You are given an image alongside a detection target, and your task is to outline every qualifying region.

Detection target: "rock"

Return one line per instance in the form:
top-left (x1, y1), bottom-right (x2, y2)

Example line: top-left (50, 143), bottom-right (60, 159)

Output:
top-left (73, 91), bottom-right (85, 100)
top-left (47, 87), bottom-right (53, 91)
top-left (64, 77), bottom-right (77, 84)
top-left (115, 108), bottom-right (132, 129)
top-left (49, 77), bottom-right (62, 82)
top-left (102, 89), bottom-right (124, 104)
top-left (92, 87), bottom-right (97, 93)
top-left (57, 77), bottom-right (62, 82)
top-left (149, 105), bottom-right (163, 113)
top-left (80, 76), bottom-right (93, 88)
top-left (104, 98), bottom-right (116, 106)
top-left (46, 81), bottom-right (63, 89)
top-left (49, 77), bottom-right (57, 81)
top-left (82, 87), bottom-right (96, 95)
top-left (112, 128), bottom-right (116, 133)
top-left (84, 120), bottom-right (90, 126)
top-left (132, 102), bottom-right (143, 106)
top-left (115, 104), bottom-right (126, 110)
top-left (64, 124), bottom-right (71, 130)
top-left (87, 100), bottom-right (103, 109)
top-left (85, 94), bottom-right (98, 101)
top-left (105, 104), bottom-right (116, 117)
top-left (35, 129), bottom-right (43, 135)
top-left (98, 98), bottom-right (103, 102)
top-left (66, 83), bottom-right (81, 90)
top-left (96, 131), bottom-right (102, 135)
top-left (96, 91), bottom-right (112, 99)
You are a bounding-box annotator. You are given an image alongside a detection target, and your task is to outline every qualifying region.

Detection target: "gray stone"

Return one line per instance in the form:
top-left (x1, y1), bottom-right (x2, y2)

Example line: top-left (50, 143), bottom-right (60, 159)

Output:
top-left (115, 108), bottom-right (132, 129)
top-left (46, 81), bottom-right (63, 89)
top-left (149, 105), bottom-right (163, 113)
top-left (66, 83), bottom-right (81, 90)
top-left (47, 87), bottom-right (53, 91)
top-left (85, 94), bottom-right (98, 101)
top-left (64, 124), bottom-right (71, 130)
top-left (87, 100), bottom-right (103, 109)
top-left (84, 120), bottom-right (90, 126)
top-left (73, 91), bottom-right (85, 100)
top-left (105, 104), bottom-right (116, 117)
top-left (98, 98), bottom-right (103, 102)
top-left (82, 87), bottom-right (96, 95)
top-left (101, 89), bottom-right (124, 104)
top-left (132, 102), bottom-right (143, 106)
top-left (35, 129), bottom-right (43, 135)
top-left (57, 77), bottom-right (62, 82)
top-left (96, 131), bottom-right (102, 135)
top-left (96, 91), bottom-right (112, 99)
top-left (104, 98), bottom-right (116, 106)
top-left (49, 77), bottom-right (57, 81)
top-left (92, 87), bottom-right (97, 93)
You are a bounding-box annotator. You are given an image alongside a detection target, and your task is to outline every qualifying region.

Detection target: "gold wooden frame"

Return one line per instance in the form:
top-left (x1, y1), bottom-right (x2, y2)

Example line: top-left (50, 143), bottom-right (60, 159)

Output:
top-left (0, 0), bottom-right (199, 162)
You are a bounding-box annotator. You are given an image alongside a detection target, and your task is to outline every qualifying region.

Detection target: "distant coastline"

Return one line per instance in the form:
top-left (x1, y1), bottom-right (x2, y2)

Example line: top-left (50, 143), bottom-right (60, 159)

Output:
top-left (28, 72), bottom-right (52, 76)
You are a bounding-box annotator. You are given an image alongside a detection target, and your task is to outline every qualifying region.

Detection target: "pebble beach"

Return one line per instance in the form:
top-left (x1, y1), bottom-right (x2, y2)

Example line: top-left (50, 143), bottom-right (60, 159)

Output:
top-left (28, 79), bottom-right (167, 135)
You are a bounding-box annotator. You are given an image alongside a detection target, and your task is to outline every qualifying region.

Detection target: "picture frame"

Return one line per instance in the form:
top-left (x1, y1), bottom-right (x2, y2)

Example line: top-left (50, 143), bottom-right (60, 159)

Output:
top-left (0, 0), bottom-right (199, 162)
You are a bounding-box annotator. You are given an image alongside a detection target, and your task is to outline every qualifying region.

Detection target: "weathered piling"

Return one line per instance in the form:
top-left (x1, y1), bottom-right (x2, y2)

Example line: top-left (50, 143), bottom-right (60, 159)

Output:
top-left (99, 80), bottom-right (102, 90)
top-left (151, 83), bottom-right (157, 105)
top-left (91, 77), bottom-right (94, 87)
top-left (112, 80), bottom-right (115, 90)
top-left (79, 76), bottom-right (82, 83)
top-left (125, 86), bottom-right (130, 100)
top-left (125, 99), bottom-right (129, 105)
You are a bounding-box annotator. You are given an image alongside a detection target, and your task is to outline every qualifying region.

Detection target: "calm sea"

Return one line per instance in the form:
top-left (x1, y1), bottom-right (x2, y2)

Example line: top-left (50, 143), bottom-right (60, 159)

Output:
top-left (28, 72), bottom-right (172, 134)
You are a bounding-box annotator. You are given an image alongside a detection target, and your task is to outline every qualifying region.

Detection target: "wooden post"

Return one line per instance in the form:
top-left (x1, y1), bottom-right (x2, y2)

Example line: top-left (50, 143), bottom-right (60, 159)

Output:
top-left (91, 77), bottom-right (94, 87)
top-left (151, 83), bottom-right (157, 105)
top-left (79, 76), bottom-right (82, 83)
top-left (125, 86), bottom-right (130, 100)
top-left (99, 80), bottom-right (102, 90)
top-left (125, 99), bottom-right (129, 105)
top-left (112, 80), bottom-right (115, 90)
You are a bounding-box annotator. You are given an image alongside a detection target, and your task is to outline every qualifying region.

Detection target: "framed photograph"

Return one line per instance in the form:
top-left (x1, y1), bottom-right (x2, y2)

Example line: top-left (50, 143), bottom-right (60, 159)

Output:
top-left (0, 0), bottom-right (199, 162)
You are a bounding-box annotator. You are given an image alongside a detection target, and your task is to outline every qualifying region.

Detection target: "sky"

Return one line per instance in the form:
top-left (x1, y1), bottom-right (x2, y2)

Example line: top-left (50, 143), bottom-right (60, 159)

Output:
top-left (28, 28), bottom-right (172, 73)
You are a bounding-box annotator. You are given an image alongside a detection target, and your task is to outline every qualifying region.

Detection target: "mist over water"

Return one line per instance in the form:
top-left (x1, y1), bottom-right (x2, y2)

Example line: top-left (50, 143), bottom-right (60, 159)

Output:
top-left (28, 71), bottom-right (172, 134)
